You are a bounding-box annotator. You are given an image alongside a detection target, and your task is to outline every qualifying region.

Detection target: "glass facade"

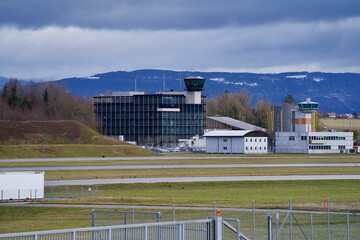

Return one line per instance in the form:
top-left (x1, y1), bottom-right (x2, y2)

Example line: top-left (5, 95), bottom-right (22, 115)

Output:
top-left (93, 93), bottom-right (206, 146)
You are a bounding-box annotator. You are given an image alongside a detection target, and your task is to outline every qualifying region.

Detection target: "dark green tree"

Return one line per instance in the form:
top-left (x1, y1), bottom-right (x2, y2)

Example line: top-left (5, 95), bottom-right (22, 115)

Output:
top-left (284, 94), bottom-right (295, 105)
top-left (43, 88), bottom-right (49, 104)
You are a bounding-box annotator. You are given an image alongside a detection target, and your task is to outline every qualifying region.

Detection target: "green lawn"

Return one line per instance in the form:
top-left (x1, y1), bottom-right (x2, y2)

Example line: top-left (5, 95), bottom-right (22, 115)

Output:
top-left (0, 144), bottom-right (157, 159)
top-left (44, 166), bottom-right (360, 180)
top-left (1, 155), bottom-right (360, 168)
top-left (44, 180), bottom-right (360, 209)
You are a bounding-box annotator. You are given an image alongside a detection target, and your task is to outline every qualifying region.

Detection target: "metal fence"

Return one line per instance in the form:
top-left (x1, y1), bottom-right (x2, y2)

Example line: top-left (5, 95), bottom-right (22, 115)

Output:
top-left (45, 186), bottom-right (98, 199)
top-left (164, 200), bottom-right (360, 240)
top-left (0, 218), bottom-right (215, 240)
top-left (91, 209), bottom-right (161, 227)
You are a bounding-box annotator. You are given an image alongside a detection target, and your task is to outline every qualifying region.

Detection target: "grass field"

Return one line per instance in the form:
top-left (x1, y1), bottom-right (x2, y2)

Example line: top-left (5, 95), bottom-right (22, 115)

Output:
top-left (0, 144), bottom-right (157, 158)
top-left (321, 118), bottom-right (360, 131)
top-left (1, 155), bottom-right (360, 167)
top-left (43, 166), bottom-right (360, 180)
top-left (44, 180), bottom-right (360, 209)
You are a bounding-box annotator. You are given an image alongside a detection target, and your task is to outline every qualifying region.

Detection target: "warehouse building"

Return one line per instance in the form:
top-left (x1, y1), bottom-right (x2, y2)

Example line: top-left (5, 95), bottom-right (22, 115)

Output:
top-left (204, 130), bottom-right (269, 154)
top-left (275, 98), bottom-right (353, 153)
top-left (93, 77), bottom-right (206, 146)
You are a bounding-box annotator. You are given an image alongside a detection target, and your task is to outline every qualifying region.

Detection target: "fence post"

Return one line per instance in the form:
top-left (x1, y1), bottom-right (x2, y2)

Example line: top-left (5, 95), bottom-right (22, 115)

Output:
top-left (18, 189), bottom-right (20, 199)
top-left (173, 204), bottom-right (175, 221)
top-left (158, 212), bottom-right (161, 223)
top-left (72, 231), bottom-right (76, 240)
top-left (213, 202), bottom-right (216, 217)
top-left (214, 215), bottom-right (223, 240)
top-left (289, 198), bottom-right (292, 240)
top-left (144, 226), bottom-right (148, 240)
top-left (253, 200), bottom-right (255, 240)
top-left (81, 187), bottom-right (83, 198)
top-left (34, 233), bottom-right (38, 240)
top-left (327, 198), bottom-right (330, 240)
top-left (267, 214), bottom-right (272, 240)
top-left (276, 213), bottom-right (279, 240)
top-left (108, 228), bottom-right (112, 240)
top-left (346, 213), bottom-right (349, 240)
top-left (310, 214), bottom-right (313, 240)
top-left (132, 207), bottom-right (135, 224)
top-left (91, 210), bottom-right (96, 227)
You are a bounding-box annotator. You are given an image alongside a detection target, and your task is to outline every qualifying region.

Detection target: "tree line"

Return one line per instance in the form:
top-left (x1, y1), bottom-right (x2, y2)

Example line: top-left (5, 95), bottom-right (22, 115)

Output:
top-left (206, 89), bottom-right (271, 129)
top-left (0, 79), bottom-right (96, 128)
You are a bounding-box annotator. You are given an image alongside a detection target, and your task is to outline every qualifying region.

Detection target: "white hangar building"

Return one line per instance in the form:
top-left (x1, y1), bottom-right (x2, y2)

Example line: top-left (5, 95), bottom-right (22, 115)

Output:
top-left (204, 130), bottom-right (269, 154)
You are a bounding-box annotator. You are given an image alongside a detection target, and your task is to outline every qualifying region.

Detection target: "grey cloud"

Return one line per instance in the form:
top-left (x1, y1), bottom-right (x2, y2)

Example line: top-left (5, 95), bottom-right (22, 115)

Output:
top-left (0, 0), bottom-right (359, 30)
top-left (0, 17), bottom-right (359, 79)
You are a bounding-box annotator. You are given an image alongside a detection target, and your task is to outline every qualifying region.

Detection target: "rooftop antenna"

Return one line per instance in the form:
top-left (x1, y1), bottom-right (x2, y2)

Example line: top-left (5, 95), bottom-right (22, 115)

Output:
top-left (163, 72), bottom-right (165, 91)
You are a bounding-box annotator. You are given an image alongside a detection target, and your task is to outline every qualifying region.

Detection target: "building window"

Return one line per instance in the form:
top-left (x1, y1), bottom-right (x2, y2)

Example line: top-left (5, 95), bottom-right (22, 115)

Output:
top-left (259, 139), bottom-right (261, 142)
top-left (301, 136), bottom-right (307, 140)
top-left (255, 147), bottom-right (257, 150)
top-left (246, 139), bottom-right (248, 142)
top-left (246, 147), bottom-right (248, 150)
top-left (223, 146), bottom-right (227, 150)
top-left (259, 147), bottom-right (262, 150)
top-left (250, 139), bottom-right (252, 142)
top-left (250, 147), bottom-right (252, 150)
top-left (338, 146), bottom-right (345, 150)
top-left (223, 138), bottom-right (227, 142)
top-left (289, 136), bottom-right (295, 140)
top-left (255, 139), bottom-right (257, 142)
top-left (264, 138), bottom-right (267, 142)
top-left (264, 147), bottom-right (266, 150)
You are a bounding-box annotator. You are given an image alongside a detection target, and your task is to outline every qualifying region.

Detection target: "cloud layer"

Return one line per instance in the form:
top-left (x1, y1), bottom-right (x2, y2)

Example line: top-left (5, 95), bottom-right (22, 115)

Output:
top-left (0, 0), bottom-right (359, 79)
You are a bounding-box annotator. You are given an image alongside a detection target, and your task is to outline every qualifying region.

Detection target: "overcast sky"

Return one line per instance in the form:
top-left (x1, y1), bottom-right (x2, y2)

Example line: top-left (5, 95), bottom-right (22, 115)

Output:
top-left (0, 0), bottom-right (359, 80)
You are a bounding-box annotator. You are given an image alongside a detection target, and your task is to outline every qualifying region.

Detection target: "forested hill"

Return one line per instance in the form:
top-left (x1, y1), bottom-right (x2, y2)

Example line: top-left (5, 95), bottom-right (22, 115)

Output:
top-left (2, 70), bottom-right (360, 113)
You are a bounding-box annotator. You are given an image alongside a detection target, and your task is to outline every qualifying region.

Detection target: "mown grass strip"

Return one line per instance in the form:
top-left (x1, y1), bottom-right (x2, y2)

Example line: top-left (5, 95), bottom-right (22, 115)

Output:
top-left (0, 144), bottom-right (157, 159)
top-left (1, 155), bottom-right (360, 168)
top-left (44, 179), bottom-right (360, 208)
top-left (44, 166), bottom-right (360, 180)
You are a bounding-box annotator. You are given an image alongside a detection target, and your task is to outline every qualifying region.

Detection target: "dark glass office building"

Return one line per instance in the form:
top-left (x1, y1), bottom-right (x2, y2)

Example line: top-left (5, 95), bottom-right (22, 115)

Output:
top-left (93, 77), bottom-right (206, 145)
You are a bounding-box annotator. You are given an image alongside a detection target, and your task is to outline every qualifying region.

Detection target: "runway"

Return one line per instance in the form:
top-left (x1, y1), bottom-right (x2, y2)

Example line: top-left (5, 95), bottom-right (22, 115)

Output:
top-left (1, 163), bottom-right (360, 171)
top-left (45, 175), bottom-right (360, 186)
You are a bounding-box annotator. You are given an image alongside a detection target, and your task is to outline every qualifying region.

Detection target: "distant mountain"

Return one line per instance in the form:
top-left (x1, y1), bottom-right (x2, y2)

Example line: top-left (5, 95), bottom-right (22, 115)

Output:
top-left (2, 70), bottom-right (359, 113)
top-left (54, 69), bottom-right (360, 113)
top-left (0, 76), bottom-right (9, 89)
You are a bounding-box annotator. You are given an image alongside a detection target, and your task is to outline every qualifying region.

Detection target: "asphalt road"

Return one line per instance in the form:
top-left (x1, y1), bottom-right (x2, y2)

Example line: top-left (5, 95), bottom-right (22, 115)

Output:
top-left (45, 175), bottom-right (360, 186)
top-left (1, 155), bottom-right (359, 163)
top-left (1, 163), bottom-right (360, 171)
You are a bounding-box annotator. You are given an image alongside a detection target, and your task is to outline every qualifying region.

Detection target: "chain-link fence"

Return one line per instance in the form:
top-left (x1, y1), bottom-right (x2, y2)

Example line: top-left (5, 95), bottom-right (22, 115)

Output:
top-left (44, 186), bottom-right (98, 199)
top-left (148, 200), bottom-right (360, 240)
top-left (91, 209), bottom-right (161, 227)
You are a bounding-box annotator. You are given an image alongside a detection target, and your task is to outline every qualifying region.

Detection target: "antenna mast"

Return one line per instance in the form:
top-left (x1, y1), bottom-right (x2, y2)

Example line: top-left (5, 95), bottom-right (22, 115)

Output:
top-left (163, 73), bottom-right (165, 91)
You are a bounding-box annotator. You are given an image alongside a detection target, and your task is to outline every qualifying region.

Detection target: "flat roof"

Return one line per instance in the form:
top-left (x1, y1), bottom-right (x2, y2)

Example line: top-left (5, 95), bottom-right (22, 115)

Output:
top-left (204, 130), bottom-right (252, 137)
top-left (207, 116), bottom-right (267, 132)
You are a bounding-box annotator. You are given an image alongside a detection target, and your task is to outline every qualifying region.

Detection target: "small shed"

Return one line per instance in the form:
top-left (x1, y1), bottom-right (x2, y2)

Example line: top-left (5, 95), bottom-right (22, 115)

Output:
top-left (204, 130), bottom-right (269, 154)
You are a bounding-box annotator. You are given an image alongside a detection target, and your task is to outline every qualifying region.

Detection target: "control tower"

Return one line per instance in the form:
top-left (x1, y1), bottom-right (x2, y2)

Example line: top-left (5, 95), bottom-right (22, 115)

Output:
top-left (291, 98), bottom-right (318, 132)
top-left (183, 76), bottom-right (205, 104)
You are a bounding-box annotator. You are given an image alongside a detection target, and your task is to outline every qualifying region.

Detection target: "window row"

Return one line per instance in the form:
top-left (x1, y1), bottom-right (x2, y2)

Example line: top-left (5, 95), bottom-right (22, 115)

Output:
top-left (246, 146), bottom-right (266, 151)
top-left (309, 145), bottom-right (331, 150)
top-left (245, 138), bottom-right (267, 143)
